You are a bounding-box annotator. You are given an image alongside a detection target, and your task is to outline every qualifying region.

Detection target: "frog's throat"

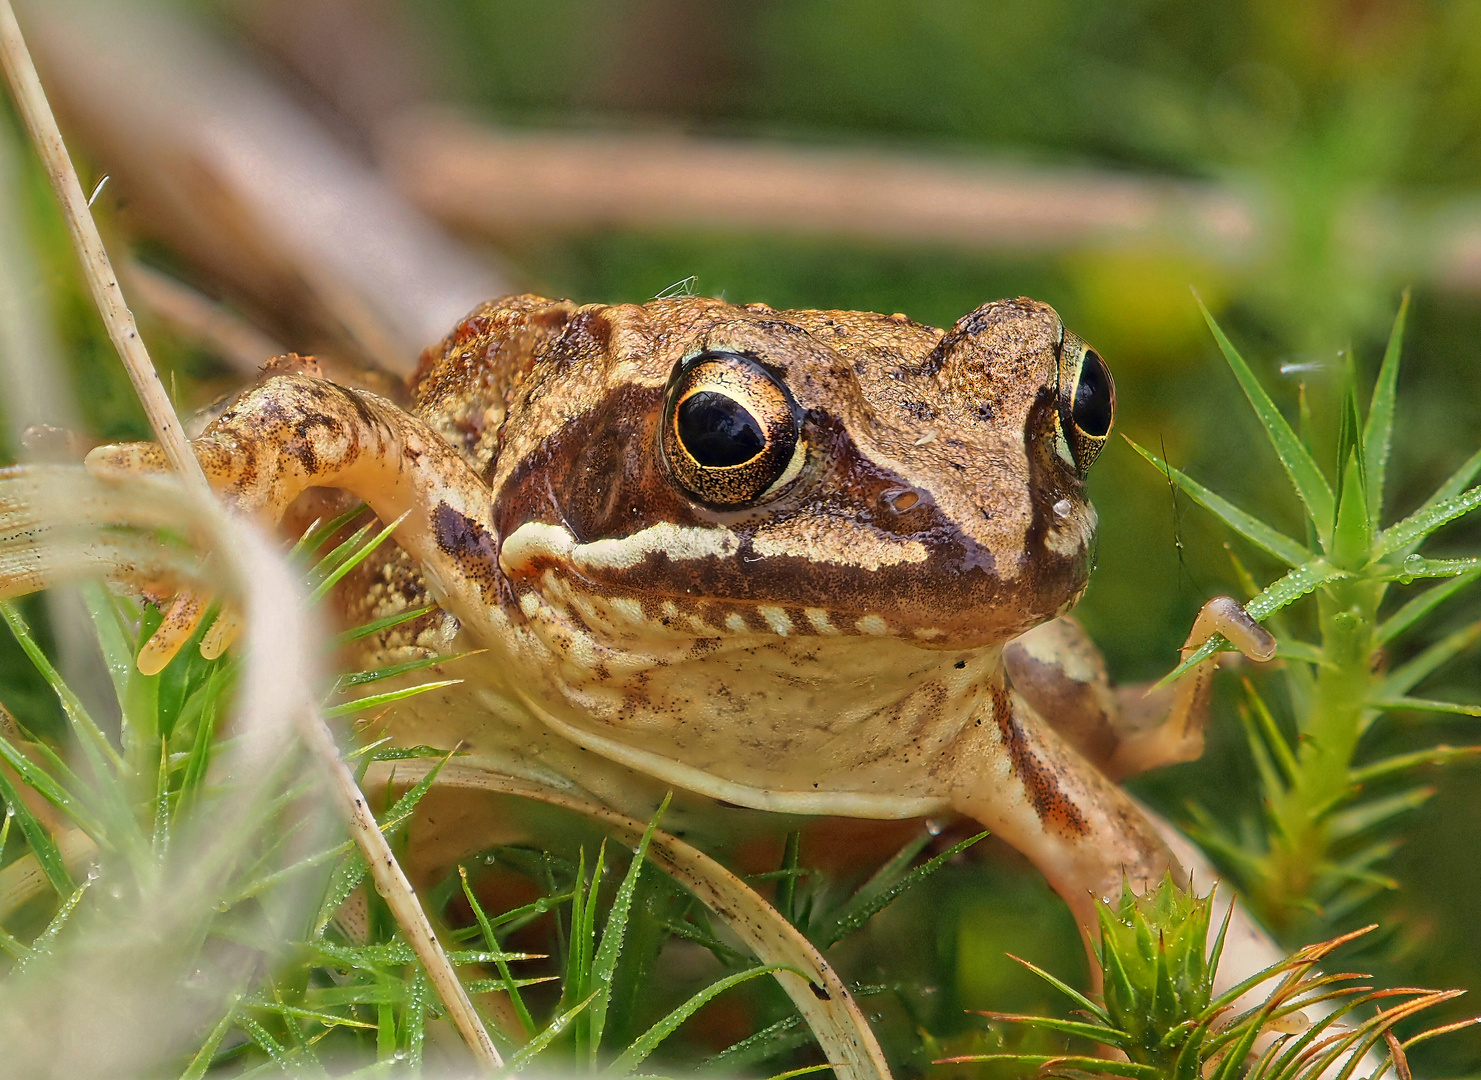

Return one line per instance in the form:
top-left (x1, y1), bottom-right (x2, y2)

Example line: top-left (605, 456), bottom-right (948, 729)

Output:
top-left (511, 685), bottom-right (951, 819)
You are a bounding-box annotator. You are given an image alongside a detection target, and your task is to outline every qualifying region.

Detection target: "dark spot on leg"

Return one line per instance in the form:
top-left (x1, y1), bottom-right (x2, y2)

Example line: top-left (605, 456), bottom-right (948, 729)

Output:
top-left (993, 684), bottom-right (1089, 837)
top-left (432, 502), bottom-right (500, 598)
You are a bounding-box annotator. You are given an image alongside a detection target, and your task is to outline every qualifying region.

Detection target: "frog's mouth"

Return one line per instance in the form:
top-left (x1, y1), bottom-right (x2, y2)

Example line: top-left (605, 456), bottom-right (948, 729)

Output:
top-left (497, 502), bottom-right (1093, 650)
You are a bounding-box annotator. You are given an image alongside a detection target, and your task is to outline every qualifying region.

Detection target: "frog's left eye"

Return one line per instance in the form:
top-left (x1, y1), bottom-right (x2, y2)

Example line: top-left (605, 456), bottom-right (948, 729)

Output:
top-left (662, 351), bottom-right (804, 508)
top-left (1057, 336), bottom-right (1115, 473)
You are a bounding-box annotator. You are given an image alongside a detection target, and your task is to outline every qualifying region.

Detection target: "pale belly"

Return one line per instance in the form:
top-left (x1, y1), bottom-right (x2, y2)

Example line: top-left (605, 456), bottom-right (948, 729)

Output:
top-left (377, 629), bottom-right (999, 820)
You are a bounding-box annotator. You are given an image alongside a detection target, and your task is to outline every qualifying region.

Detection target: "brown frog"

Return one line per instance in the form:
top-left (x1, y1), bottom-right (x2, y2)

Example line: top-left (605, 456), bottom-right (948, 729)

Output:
top-left (87, 293), bottom-right (1274, 938)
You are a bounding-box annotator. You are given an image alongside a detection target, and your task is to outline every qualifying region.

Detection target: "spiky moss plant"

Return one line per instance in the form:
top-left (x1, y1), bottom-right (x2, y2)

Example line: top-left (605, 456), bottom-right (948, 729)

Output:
top-left (1128, 294), bottom-right (1481, 939)
top-left (0, 506), bottom-right (980, 1076)
top-left (939, 877), bottom-right (1476, 1080)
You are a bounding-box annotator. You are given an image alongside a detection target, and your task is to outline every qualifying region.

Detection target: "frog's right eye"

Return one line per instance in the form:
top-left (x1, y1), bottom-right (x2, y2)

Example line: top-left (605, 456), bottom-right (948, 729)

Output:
top-left (1056, 334), bottom-right (1116, 474)
top-left (662, 351), bottom-right (805, 508)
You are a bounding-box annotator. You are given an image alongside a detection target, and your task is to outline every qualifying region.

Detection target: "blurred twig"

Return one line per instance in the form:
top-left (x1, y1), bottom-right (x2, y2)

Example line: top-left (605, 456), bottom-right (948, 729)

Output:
top-left (22, 0), bottom-right (511, 376)
top-left (0, 0), bottom-right (207, 498)
top-left (124, 262), bottom-right (285, 377)
top-left (382, 110), bottom-right (1257, 257)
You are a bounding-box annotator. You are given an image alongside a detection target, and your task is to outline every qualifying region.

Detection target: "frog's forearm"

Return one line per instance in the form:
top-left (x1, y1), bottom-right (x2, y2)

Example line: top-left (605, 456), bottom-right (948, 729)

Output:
top-left (87, 374), bottom-right (504, 641)
top-left (946, 681), bottom-right (1180, 933)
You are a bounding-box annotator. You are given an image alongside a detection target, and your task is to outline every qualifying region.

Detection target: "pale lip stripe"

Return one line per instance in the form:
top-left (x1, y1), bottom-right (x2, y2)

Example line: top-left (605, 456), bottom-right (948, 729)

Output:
top-left (500, 520), bottom-right (741, 574)
top-left (501, 518), bottom-right (934, 581)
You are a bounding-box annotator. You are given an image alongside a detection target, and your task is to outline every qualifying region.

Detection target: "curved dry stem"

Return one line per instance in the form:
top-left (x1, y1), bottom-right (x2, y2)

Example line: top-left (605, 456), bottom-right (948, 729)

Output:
top-left (365, 756), bottom-right (896, 1080)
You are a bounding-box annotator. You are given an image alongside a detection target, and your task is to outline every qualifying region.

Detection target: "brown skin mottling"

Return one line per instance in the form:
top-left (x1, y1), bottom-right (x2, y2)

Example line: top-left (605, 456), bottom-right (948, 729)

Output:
top-left (87, 292), bottom-right (1254, 963)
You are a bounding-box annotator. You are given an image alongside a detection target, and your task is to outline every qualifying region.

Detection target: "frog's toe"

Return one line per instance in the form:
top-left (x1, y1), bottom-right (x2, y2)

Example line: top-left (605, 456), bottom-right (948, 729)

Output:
top-left (84, 441), bottom-right (171, 481)
top-left (200, 607), bottom-right (242, 661)
top-left (1184, 595), bottom-right (1276, 663)
top-left (138, 591), bottom-right (209, 675)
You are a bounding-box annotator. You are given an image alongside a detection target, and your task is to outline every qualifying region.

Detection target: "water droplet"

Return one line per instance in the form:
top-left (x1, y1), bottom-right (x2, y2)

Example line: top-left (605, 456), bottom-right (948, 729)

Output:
top-left (925, 818), bottom-right (944, 836)
top-left (1052, 498), bottom-right (1073, 519)
top-left (1405, 553), bottom-right (1425, 573)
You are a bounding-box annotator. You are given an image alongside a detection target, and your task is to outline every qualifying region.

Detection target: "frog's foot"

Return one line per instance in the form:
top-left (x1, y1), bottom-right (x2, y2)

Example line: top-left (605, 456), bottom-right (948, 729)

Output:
top-left (1006, 605), bottom-right (1275, 781)
top-left (84, 441), bottom-right (242, 673)
top-left (1109, 597), bottom-right (1275, 776)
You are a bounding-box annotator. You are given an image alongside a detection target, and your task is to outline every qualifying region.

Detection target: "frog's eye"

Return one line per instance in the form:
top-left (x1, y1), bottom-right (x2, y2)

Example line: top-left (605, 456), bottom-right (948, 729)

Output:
top-left (1057, 337), bottom-right (1115, 473)
top-left (663, 351), bottom-right (804, 507)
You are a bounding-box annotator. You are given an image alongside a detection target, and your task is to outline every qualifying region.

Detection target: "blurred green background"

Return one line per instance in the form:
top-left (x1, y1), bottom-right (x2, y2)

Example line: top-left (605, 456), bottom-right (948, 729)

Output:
top-left (1, 0), bottom-right (1479, 1075)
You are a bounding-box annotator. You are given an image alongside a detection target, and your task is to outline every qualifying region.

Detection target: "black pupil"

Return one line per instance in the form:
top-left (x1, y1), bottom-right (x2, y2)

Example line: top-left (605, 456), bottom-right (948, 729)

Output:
top-left (677, 390), bottom-right (766, 466)
top-left (1072, 350), bottom-right (1112, 436)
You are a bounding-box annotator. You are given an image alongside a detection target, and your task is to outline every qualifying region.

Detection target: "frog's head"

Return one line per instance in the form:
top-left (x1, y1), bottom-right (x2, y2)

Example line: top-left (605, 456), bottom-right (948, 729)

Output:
top-left (488, 295), bottom-right (1113, 650)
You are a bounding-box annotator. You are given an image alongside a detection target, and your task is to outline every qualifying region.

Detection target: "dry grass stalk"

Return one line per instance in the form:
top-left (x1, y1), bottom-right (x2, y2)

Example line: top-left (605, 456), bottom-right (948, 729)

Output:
top-left (0, 0), bottom-right (206, 499)
top-left (0, 3), bottom-right (501, 1069)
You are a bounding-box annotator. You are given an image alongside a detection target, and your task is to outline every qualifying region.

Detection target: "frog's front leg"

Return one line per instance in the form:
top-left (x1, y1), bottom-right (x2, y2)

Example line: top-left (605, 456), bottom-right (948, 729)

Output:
top-left (944, 676), bottom-right (1178, 935)
top-left (86, 373), bottom-right (500, 671)
top-left (1007, 600), bottom-right (1275, 780)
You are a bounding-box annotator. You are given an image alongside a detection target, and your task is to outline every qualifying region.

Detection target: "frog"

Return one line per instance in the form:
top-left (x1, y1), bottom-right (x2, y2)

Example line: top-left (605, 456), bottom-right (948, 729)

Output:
top-left (85, 292), bottom-right (1275, 941)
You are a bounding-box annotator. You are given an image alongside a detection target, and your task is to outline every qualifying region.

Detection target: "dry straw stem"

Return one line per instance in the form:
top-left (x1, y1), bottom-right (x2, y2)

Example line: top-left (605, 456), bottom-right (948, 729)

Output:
top-left (369, 757), bottom-right (897, 1080)
top-left (0, 0), bottom-right (206, 499)
top-left (0, 3), bottom-right (500, 1069)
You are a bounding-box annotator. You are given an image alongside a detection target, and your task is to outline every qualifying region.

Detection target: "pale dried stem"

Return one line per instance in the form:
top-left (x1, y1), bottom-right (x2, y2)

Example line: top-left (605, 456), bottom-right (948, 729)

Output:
top-left (297, 710), bottom-right (504, 1069)
top-left (0, 0), bottom-right (206, 499)
top-left (0, 3), bottom-right (500, 1069)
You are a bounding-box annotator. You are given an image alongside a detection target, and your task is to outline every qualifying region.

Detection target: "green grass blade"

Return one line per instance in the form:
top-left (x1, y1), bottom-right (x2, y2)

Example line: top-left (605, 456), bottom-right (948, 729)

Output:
top-left (305, 520), bottom-right (375, 585)
top-left (178, 1004), bottom-right (239, 1080)
top-left (1008, 952), bottom-right (1113, 1024)
top-left (758, 1065), bottom-right (834, 1080)
top-left (605, 966), bottom-right (788, 1075)
top-left (812, 830), bottom-right (988, 948)
top-left (1324, 788), bottom-right (1435, 841)
top-left (704, 1016), bottom-right (810, 1070)
top-left (0, 602), bottom-right (125, 774)
top-left (334, 604), bottom-right (437, 646)
top-left (1381, 618), bottom-right (1481, 696)
top-left (321, 679), bottom-right (462, 718)
top-left (1124, 437), bottom-right (1309, 566)
top-left (933, 1054), bottom-right (1160, 1078)
top-left (336, 652), bottom-right (474, 690)
top-left (81, 583), bottom-right (138, 712)
top-left (588, 794), bottom-right (671, 1063)
top-left (1351, 746), bottom-right (1481, 784)
top-left (459, 865), bottom-right (536, 1036)
top-left (17, 876), bottom-right (90, 970)
top-left (1374, 486), bottom-right (1481, 559)
top-left (1376, 571), bottom-right (1481, 644)
top-left (1363, 291), bottom-right (1408, 524)
top-left (1198, 299), bottom-right (1335, 543)
top-left (0, 760), bottom-right (73, 896)
top-left (1376, 556), bottom-right (1481, 581)
top-left (309, 511), bottom-right (412, 602)
top-left (1369, 696), bottom-right (1481, 717)
top-left (0, 729), bottom-right (105, 838)
top-left (973, 1012), bottom-right (1128, 1046)
top-left (775, 829), bottom-right (804, 925)
top-left (292, 501), bottom-right (372, 560)
top-left (508, 990), bottom-right (600, 1071)
top-left (1331, 450), bottom-right (1371, 571)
